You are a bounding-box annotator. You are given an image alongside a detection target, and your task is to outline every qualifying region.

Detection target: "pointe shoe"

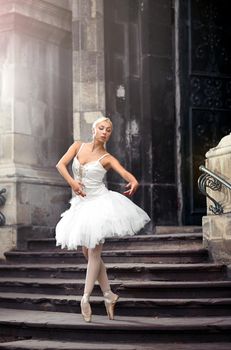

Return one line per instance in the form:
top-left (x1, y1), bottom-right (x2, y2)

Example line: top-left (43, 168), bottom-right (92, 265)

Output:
top-left (80, 293), bottom-right (92, 322)
top-left (104, 290), bottom-right (119, 320)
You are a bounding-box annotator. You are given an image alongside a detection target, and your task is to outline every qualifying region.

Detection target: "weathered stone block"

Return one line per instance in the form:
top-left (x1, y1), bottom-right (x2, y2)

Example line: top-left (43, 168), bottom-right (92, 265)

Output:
top-left (0, 31), bottom-right (14, 63)
top-left (12, 0), bottom-right (71, 30)
top-left (0, 134), bottom-right (13, 161)
top-left (98, 81), bottom-right (105, 110)
top-left (71, 0), bottom-right (105, 142)
top-left (46, 44), bottom-right (60, 74)
top-left (17, 203), bottom-right (31, 225)
top-left (31, 101), bottom-right (49, 136)
top-left (85, 19), bottom-right (97, 51)
top-left (71, 0), bottom-right (80, 21)
top-left (97, 52), bottom-right (104, 81)
top-left (14, 134), bottom-right (37, 166)
top-left (73, 81), bottom-right (81, 111)
top-left (72, 50), bottom-right (81, 81)
top-left (73, 112), bottom-right (81, 140)
top-left (0, 105), bottom-right (12, 133)
top-left (95, 0), bottom-right (103, 17)
top-left (13, 181), bottom-right (70, 227)
top-left (80, 82), bottom-right (97, 110)
top-left (206, 133), bottom-right (231, 214)
top-left (203, 215), bottom-right (223, 241)
top-left (18, 182), bottom-right (30, 205)
top-left (77, 0), bottom-right (92, 19)
top-left (80, 51), bottom-right (97, 82)
top-left (203, 214), bottom-right (231, 263)
top-left (96, 17), bottom-right (104, 51)
top-left (0, 226), bottom-right (17, 260)
top-left (72, 20), bottom-right (81, 50)
top-left (84, 111), bottom-right (103, 124)
top-left (14, 101), bottom-right (32, 135)
top-left (1, 64), bottom-right (14, 103)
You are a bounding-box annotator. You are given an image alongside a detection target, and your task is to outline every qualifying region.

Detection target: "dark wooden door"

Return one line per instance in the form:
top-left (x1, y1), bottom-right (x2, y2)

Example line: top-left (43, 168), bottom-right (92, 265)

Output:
top-left (179, 0), bottom-right (231, 225)
top-left (104, 0), bottom-right (177, 225)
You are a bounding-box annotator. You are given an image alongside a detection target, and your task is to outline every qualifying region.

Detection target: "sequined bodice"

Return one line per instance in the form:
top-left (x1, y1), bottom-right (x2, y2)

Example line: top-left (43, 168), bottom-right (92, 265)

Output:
top-left (71, 157), bottom-right (108, 198)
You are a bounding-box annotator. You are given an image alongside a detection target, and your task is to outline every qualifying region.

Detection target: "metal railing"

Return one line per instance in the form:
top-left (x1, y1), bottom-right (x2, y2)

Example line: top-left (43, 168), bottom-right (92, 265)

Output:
top-left (198, 165), bottom-right (231, 215)
top-left (0, 188), bottom-right (6, 226)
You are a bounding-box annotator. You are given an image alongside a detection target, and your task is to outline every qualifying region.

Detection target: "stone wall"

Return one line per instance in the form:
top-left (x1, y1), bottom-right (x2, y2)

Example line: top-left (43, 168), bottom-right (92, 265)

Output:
top-left (71, 0), bottom-right (105, 142)
top-left (0, 0), bottom-right (73, 257)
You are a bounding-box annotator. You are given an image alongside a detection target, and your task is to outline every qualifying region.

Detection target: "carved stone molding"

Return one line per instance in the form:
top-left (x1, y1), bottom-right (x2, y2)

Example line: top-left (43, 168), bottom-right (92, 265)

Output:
top-left (0, 13), bottom-right (71, 47)
top-left (0, 0), bottom-right (71, 47)
top-left (0, 0), bottom-right (71, 30)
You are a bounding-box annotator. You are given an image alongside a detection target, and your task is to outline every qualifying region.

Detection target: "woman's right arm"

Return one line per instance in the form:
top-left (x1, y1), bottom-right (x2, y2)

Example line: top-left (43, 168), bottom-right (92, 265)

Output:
top-left (56, 141), bottom-right (86, 196)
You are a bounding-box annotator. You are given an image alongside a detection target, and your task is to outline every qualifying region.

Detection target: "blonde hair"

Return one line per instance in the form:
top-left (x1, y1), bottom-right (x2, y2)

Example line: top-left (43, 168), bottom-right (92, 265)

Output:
top-left (92, 117), bottom-right (113, 145)
top-left (92, 117), bottom-right (113, 131)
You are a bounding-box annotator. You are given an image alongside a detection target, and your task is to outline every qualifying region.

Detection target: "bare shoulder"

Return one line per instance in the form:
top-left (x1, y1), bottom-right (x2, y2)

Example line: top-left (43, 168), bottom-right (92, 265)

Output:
top-left (57, 140), bottom-right (83, 166)
top-left (105, 153), bottom-right (127, 173)
top-left (106, 154), bottom-right (121, 165)
top-left (72, 140), bottom-right (83, 152)
top-left (107, 153), bottom-right (119, 161)
top-left (65, 140), bottom-right (83, 158)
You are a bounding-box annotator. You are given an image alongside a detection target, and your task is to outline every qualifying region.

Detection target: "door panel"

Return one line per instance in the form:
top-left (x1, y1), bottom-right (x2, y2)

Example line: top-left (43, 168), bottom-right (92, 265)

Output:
top-left (180, 0), bottom-right (231, 224)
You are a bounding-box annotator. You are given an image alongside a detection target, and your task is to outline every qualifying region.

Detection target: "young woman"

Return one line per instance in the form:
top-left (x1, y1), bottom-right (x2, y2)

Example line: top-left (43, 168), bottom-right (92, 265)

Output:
top-left (55, 116), bottom-right (151, 322)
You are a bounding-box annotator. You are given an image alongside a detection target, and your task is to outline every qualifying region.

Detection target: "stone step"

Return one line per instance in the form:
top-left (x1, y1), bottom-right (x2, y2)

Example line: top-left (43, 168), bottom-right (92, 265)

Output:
top-left (0, 308), bottom-right (230, 343)
top-left (0, 278), bottom-right (230, 298)
top-left (1, 339), bottom-right (231, 350)
top-left (0, 263), bottom-right (226, 281)
top-left (27, 233), bottom-right (203, 251)
top-left (4, 248), bottom-right (209, 264)
top-left (155, 226), bottom-right (202, 234)
top-left (0, 292), bottom-right (231, 317)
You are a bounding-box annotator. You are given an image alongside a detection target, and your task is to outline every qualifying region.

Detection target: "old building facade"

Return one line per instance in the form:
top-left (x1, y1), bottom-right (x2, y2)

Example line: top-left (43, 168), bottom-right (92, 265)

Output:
top-left (0, 0), bottom-right (231, 257)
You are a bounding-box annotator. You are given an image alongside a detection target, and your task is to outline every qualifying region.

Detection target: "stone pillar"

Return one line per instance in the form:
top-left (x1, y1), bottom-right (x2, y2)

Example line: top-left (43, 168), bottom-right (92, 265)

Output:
top-left (71, 0), bottom-right (105, 141)
top-left (0, 0), bottom-right (73, 257)
top-left (202, 133), bottom-right (231, 263)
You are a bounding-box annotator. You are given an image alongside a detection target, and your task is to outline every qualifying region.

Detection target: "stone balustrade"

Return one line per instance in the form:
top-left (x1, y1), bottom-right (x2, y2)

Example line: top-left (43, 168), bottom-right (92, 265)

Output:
top-left (202, 133), bottom-right (231, 264)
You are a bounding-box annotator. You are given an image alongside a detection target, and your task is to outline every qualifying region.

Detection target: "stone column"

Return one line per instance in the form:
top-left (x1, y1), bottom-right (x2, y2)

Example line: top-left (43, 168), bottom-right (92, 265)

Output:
top-left (0, 0), bottom-right (73, 257)
top-left (202, 133), bottom-right (231, 263)
top-left (71, 0), bottom-right (105, 141)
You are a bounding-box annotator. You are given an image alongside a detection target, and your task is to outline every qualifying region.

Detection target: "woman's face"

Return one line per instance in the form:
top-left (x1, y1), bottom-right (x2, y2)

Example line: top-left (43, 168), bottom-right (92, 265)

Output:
top-left (93, 121), bottom-right (112, 143)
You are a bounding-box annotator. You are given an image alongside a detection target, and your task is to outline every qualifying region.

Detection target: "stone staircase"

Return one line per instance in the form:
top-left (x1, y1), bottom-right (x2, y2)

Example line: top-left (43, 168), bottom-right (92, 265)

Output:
top-left (0, 226), bottom-right (231, 349)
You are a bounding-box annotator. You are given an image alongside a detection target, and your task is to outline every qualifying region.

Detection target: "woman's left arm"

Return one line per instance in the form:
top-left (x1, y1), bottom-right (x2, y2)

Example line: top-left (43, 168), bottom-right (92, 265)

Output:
top-left (107, 156), bottom-right (139, 196)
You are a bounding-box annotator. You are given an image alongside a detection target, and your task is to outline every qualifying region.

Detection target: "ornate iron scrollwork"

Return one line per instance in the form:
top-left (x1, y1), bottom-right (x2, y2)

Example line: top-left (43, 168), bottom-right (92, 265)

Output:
top-left (198, 165), bottom-right (231, 215)
top-left (198, 173), bottom-right (223, 214)
top-left (0, 189), bottom-right (6, 226)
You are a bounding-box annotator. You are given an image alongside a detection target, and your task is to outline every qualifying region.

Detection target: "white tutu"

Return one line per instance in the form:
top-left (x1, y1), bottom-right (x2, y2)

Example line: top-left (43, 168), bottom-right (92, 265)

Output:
top-left (55, 143), bottom-right (151, 250)
top-left (55, 190), bottom-right (150, 250)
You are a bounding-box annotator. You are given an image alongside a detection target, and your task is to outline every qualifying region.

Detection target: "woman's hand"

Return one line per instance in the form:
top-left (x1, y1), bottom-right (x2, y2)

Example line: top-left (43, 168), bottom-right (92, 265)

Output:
top-left (71, 180), bottom-right (86, 197)
top-left (106, 155), bottom-right (140, 197)
top-left (123, 181), bottom-right (139, 196)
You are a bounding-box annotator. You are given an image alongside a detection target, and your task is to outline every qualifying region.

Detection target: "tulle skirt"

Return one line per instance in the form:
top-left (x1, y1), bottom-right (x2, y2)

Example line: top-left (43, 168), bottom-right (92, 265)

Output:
top-left (55, 190), bottom-right (151, 250)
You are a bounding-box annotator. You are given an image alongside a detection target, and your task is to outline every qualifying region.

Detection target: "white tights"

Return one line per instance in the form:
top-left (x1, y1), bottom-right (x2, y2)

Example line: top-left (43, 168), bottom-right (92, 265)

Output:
top-left (82, 244), bottom-right (111, 295)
